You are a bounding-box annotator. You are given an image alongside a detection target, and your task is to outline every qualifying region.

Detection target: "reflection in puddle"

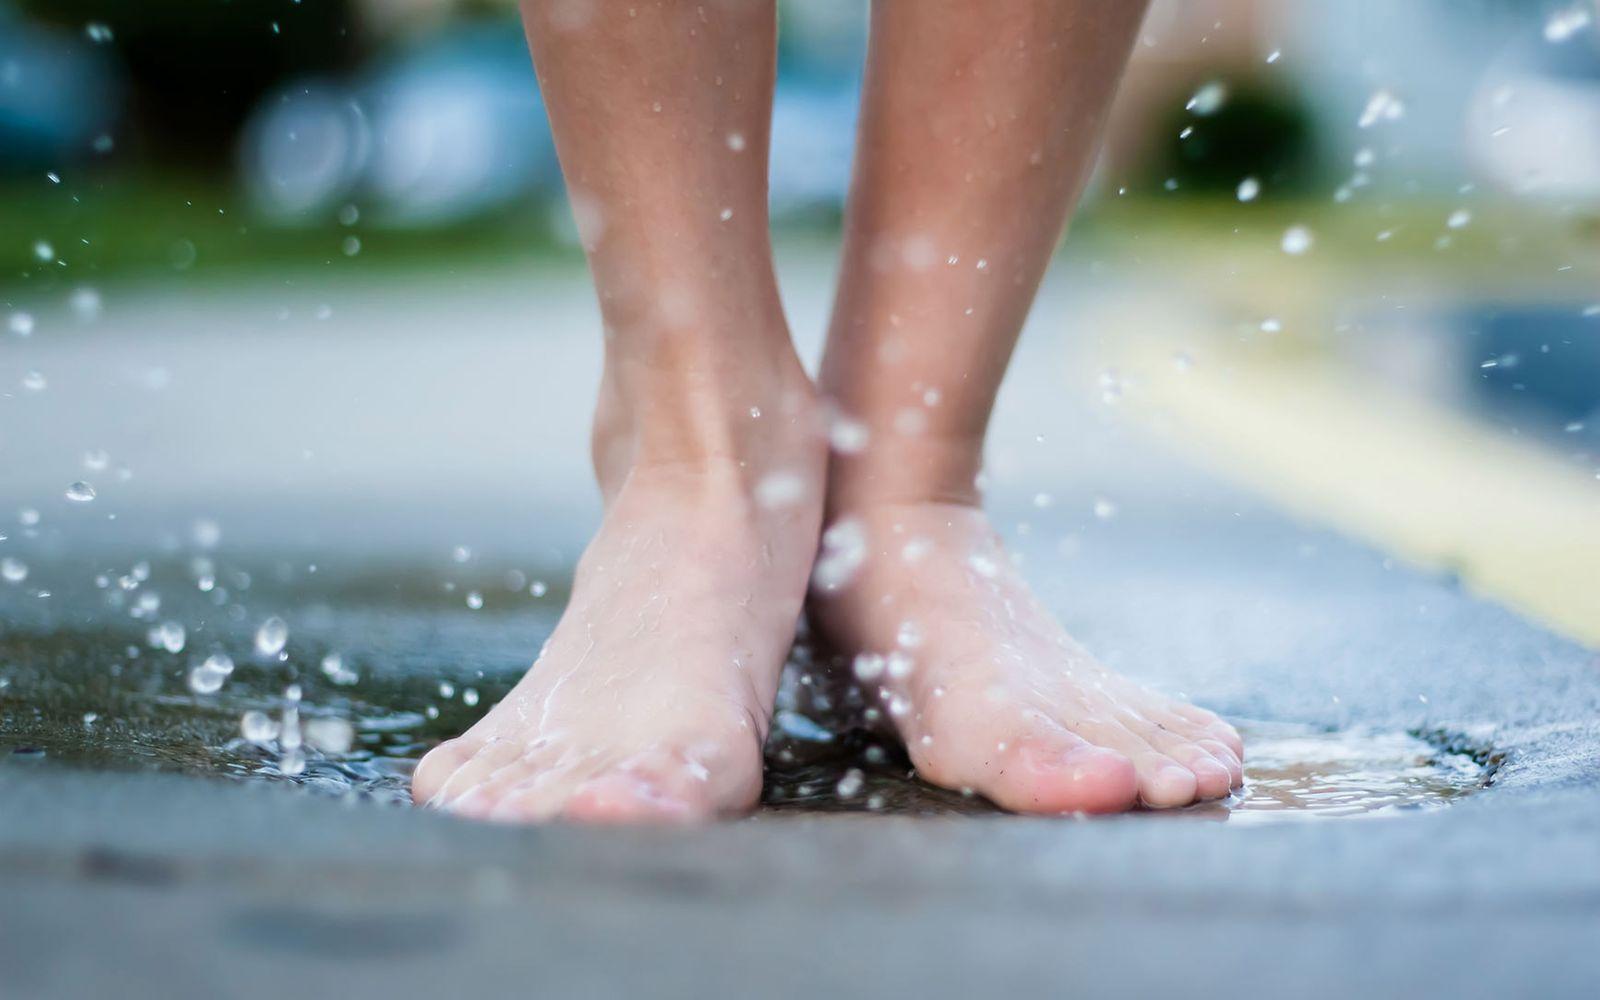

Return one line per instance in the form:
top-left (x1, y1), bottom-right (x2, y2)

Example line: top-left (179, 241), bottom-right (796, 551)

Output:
top-left (761, 719), bottom-right (1493, 821)
top-left (0, 570), bottom-right (1493, 821)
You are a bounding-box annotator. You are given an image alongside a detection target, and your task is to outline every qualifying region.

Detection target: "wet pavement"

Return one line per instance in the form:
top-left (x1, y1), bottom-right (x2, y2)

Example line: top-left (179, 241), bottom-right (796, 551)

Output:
top-left (3, 264), bottom-right (1599, 998)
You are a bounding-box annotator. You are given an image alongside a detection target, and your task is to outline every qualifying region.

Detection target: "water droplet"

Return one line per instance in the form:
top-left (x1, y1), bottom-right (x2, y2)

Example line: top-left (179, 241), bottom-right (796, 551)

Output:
top-left (321, 652), bottom-right (359, 685)
top-left (1093, 497), bottom-right (1119, 520)
top-left (451, 545), bottom-right (472, 564)
top-left (1544, 5), bottom-right (1592, 42)
top-left (1265, 48), bottom-right (1281, 63)
top-left (718, 207), bottom-right (733, 222)
top-left (83, 450), bottom-right (110, 472)
top-left (1, 558), bottom-right (27, 584)
top-left (1185, 80), bottom-right (1228, 116)
top-left (439, 681), bottom-right (456, 699)
top-left (819, 515), bottom-right (870, 592)
top-left (278, 748), bottom-right (306, 776)
top-left (529, 580), bottom-right (548, 598)
top-left (1446, 208), bottom-right (1472, 230)
top-left (85, 22), bottom-right (113, 43)
top-left (304, 718), bottom-right (354, 754)
top-left (725, 132), bottom-right (746, 152)
top-left (1260, 317), bottom-right (1282, 333)
top-left (828, 414), bottom-right (870, 455)
top-left (835, 768), bottom-right (864, 798)
top-left (462, 687), bottom-right (480, 707)
top-left (154, 621), bottom-right (187, 654)
top-left (1357, 89), bottom-right (1405, 128)
top-left (1236, 176), bottom-right (1260, 202)
top-left (852, 653), bottom-right (886, 682)
top-left (22, 370), bottom-right (46, 392)
top-left (64, 481), bottom-right (96, 503)
top-left (1280, 225), bottom-right (1314, 255)
top-left (241, 710), bottom-right (279, 743)
top-left (254, 616), bottom-right (289, 657)
top-left (8, 311), bottom-right (33, 336)
top-left (33, 240), bottom-right (54, 263)
top-left (466, 591), bottom-right (483, 610)
top-left (187, 654), bottom-right (232, 694)
top-left (896, 620), bottom-right (924, 648)
top-left (341, 235), bottom-right (362, 256)
top-left (755, 470), bottom-right (806, 510)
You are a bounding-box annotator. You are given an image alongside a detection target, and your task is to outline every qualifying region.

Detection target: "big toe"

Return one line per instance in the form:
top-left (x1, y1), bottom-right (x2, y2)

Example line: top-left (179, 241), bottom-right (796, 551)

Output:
top-left (988, 741), bottom-right (1139, 815)
top-left (560, 772), bottom-right (700, 825)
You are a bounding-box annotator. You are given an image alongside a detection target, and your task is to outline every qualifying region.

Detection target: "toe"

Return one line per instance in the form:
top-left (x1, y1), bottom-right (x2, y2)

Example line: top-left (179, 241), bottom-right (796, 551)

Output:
top-left (1136, 726), bottom-right (1234, 801)
top-left (561, 773), bottom-right (699, 824)
top-left (1196, 738), bottom-right (1244, 788)
top-left (1012, 742), bottom-right (1139, 814)
top-left (1130, 751), bottom-right (1199, 809)
top-left (411, 738), bottom-right (477, 806)
top-left (425, 737), bottom-right (526, 810)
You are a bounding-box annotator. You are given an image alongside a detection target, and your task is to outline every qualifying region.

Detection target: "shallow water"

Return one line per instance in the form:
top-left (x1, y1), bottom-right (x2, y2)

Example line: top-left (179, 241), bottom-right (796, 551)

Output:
top-left (0, 555), bottom-right (1494, 821)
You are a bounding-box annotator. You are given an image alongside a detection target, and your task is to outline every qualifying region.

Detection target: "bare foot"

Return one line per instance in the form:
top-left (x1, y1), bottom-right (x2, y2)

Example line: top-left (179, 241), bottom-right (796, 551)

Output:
top-left (810, 501), bottom-right (1244, 814)
top-left (412, 373), bottom-right (823, 823)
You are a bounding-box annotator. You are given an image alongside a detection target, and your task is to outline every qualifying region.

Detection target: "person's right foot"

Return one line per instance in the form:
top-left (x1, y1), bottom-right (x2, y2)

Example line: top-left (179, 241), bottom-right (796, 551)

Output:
top-left (810, 500), bottom-right (1244, 814)
top-left (413, 363), bottom-right (824, 823)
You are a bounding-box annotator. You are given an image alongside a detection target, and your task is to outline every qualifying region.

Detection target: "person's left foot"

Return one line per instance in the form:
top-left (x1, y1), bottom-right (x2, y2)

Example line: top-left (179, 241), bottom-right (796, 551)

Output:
top-left (809, 500), bottom-right (1243, 814)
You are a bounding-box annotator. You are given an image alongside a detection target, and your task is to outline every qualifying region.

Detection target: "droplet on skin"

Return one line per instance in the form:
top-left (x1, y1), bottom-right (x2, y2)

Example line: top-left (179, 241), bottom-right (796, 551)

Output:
top-left (754, 471), bottom-right (807, 511)
top-left (896, 620), bottom-right (924, 649)
top-left (812, 518), bottom-right (868, 593)
top-left (829, 414), bottom-right (870, 455)
top-left (853, 653), bottom-right (886, 683)
top-left (255, 616), bottom-right (289, 657)
top-left (886, 652), bottom-right (915, 680)
top-left (725, 132), bottom-right (746, 152)
top-left (718, 207), bottom-right (733, 222)
top-left (901, 537), bottom-right (933, 564)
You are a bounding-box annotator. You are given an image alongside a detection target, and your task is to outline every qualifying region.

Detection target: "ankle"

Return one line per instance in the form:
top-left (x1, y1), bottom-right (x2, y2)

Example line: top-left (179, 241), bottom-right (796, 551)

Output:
top-left (823, 426), bottom-right (986, 515)
top-left (592, 349), bottom-right (823, 497)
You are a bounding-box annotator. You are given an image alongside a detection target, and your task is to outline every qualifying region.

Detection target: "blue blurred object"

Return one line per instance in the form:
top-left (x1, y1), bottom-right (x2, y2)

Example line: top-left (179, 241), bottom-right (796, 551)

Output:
top-left (0, 5), bottom-right (122, 172)
top-left (1465, 304), bottom-right (1600, 431)
top-left (240, 12), bottom-right (870, 227)
top-left (240, 21), bottom-right (557, 226)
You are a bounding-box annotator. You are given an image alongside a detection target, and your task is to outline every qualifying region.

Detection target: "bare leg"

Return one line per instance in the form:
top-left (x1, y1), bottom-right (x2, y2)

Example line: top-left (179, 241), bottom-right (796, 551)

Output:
top-left (413, 0), bottom-right (823, 822)
top-left (812, 0), bottom-right (1243, 813)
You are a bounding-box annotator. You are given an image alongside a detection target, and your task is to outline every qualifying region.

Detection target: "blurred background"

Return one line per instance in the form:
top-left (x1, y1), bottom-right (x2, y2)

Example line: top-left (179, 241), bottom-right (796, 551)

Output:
top-left (2, 1), bottom-right (1599, 790)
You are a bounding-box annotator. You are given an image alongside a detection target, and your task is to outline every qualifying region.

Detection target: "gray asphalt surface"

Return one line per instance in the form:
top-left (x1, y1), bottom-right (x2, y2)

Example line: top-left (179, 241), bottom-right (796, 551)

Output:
top-left (2, 264), bottom-right (1597, 998)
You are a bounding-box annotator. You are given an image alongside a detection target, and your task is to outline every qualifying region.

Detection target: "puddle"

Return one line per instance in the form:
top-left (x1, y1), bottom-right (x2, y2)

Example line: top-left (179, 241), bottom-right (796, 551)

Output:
top-left (0, 558), bottom-right (1494, 821)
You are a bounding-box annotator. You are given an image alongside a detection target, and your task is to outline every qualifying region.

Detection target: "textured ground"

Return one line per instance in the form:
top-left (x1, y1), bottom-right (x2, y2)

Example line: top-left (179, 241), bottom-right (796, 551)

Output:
top-left (2, 263), bottom-right (1597, 998)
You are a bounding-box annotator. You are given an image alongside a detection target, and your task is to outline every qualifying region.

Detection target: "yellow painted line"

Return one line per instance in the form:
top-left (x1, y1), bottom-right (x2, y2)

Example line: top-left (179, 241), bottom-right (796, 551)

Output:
top-left (1118, 332), bottom-right (1600, 649)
